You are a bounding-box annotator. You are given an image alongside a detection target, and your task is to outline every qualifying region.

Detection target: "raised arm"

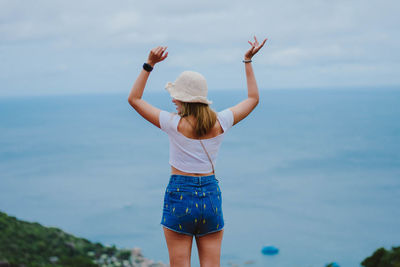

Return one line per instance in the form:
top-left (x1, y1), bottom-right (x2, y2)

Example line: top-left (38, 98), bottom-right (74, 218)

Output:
top-left (128, 46), bottom-right (168, 128)
top-left (229, 36), bottom-right (267, 126)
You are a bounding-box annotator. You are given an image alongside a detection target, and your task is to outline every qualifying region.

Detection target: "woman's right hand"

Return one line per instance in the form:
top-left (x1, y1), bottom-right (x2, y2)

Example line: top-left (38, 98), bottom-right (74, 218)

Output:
top-left (147, 46), bottom-right (168, 67)
top-left (244, 36), bottom-right (267, 60)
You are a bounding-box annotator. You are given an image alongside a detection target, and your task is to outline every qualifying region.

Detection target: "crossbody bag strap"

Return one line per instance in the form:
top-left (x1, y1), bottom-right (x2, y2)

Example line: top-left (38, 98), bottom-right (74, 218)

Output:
top-left (199, 140), bottom-right (215, 174)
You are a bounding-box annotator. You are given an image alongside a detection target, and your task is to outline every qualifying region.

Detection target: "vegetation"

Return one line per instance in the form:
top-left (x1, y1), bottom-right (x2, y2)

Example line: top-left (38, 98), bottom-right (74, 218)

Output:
top-left (361, 246), bottom-right (400, 267)
top-left (0, 210), bottom-right (132, 266)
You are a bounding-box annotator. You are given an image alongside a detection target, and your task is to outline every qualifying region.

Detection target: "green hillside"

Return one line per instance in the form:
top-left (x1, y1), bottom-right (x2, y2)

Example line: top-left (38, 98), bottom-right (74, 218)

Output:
top-left (0, 211), bottom-right (164, 267)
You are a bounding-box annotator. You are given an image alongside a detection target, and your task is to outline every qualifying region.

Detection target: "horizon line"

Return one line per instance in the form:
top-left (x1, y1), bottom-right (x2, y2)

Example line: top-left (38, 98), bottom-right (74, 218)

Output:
top-left (1, 85), bottom-right (399, 99)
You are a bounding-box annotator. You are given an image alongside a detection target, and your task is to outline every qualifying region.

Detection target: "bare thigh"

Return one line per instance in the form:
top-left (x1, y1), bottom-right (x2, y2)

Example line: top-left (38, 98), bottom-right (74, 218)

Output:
top-left (195, 229), bottom-right (224, 267)
top-left (163, 226), bottom-right (194, 267)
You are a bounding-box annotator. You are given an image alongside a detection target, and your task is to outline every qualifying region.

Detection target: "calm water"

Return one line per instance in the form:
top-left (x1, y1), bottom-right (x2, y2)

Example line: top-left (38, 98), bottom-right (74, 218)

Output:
top-left (1, 89), bottom-right (399, 267)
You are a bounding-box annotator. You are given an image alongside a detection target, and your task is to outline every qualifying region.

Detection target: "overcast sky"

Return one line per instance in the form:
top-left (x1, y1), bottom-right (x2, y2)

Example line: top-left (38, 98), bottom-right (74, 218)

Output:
top-left (1, 0), bottom-right (399, 97)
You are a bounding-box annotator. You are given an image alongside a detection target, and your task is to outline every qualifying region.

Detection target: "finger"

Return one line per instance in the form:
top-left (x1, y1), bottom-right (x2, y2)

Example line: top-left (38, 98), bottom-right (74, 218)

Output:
top-left (256, 39), bottom-right (267, 51)
top-left (255, 44), bottom-right (264, 53)
top-left (261, 38), bottom-right (267, 46)
top-left (246, 45), bottom-right (254, 51)
top-left (157, 46), bottom-right (165, 53)
top-left (254, 36), bottom-right (259, 46)
top-left (152, 48), bottom-right (160, 56)
top-left (254, 37), bottom-right (259, 46)
top-left (156, 46), bottom-right (163, 55)
top-left (157, 49), bottom-right (164, 57)
top-left (161, 51), bottom-right (168, 60)
top-left (161, 47), bottom-right (168, 56)
top-left (248, 40), bottom-right (254, 46)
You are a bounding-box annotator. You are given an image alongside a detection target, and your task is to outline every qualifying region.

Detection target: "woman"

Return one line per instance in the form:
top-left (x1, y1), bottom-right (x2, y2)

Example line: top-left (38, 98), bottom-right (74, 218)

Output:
top-left (128, 36), bottom-right (267, 267)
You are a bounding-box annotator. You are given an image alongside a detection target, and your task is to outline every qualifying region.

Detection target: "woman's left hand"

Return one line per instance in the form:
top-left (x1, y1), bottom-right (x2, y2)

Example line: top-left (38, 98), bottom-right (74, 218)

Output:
top-left (147, 46), bottom-right (168, 67)
top-left (244, 36), bottom-right (267, 60)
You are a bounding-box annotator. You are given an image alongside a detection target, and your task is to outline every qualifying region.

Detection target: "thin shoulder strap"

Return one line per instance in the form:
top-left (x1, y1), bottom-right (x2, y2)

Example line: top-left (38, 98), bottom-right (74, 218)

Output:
top-left (184, 117), bottom-right (215, 174)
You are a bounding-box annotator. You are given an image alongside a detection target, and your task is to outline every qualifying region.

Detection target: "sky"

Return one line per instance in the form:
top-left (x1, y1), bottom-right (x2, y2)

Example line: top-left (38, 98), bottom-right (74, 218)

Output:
top-left (0, 0), bottom-right (399, 97)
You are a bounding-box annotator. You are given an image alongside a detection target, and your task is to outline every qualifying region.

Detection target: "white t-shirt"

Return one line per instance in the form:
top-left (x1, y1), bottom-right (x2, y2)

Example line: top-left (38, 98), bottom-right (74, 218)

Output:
top-left (159, 108), bottom-right (234, 173)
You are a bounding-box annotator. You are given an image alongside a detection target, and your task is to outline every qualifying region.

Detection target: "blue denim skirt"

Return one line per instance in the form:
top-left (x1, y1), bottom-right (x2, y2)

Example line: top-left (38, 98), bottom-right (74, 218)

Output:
top-left (160, 174), bottom-right (224, 237)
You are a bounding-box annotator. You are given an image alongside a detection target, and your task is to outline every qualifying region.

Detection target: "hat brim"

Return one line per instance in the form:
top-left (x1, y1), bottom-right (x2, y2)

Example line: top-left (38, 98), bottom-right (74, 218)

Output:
top-left (165, 82), bottom-right (212, 105)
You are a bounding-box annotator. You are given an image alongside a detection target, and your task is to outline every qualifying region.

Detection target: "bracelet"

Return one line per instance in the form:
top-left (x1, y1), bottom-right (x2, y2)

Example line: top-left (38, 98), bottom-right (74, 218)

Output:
top-left (143, 63), bottom-right (153, 72)
top-left (242, 59), bottom-right (252, 63)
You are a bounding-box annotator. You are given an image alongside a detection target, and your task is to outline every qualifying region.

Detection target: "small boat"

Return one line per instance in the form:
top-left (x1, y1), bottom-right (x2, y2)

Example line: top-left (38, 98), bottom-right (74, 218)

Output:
top-left (326, 262), bottom-right (340, 267)
top-left (261, 246), bottom-right (279, 255)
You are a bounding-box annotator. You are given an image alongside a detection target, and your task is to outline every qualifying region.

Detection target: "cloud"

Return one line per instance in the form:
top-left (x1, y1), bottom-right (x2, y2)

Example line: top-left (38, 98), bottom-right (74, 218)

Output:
top-left (0, 0), bottom-right (399, 96)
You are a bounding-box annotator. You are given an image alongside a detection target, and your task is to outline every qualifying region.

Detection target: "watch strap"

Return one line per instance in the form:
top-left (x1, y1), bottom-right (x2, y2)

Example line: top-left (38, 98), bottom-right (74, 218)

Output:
top-left (143, 63), bottom-right (153, 72)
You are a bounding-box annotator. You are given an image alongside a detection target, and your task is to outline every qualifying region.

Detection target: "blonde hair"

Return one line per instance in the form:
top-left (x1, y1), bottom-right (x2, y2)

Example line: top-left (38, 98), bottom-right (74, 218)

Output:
top-left (179, 102), bottom-right (217, 137)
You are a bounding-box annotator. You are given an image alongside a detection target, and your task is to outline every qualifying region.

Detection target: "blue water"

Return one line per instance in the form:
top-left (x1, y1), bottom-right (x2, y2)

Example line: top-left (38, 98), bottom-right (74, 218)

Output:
top-left (1, 89), bottom-right (399, 267)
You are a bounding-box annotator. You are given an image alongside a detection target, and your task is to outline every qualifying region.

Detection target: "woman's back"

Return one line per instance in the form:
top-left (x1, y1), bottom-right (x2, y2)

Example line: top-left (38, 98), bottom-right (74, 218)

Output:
top-left (177, 114), bottom-right (224, 140)
top-left (159, 108), bottom-right (234, 174)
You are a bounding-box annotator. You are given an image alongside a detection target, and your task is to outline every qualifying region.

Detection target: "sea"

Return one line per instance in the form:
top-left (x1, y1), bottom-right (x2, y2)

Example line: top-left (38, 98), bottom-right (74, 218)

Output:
top-left (0, 88), bottom-right (399, 267)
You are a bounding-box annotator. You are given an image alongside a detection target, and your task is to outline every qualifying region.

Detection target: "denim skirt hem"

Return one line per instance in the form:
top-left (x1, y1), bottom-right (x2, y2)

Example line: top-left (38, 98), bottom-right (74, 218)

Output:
top-left (160, 223), bottom-right (224, 238)
top-left (195, 227), bottom-right (224, 237)
top-left (160, 223), bottom-right (194, 237)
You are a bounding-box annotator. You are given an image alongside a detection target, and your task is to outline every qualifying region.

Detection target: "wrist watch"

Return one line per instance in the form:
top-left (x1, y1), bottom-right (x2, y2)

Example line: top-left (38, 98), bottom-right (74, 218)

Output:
top-left (143, 63), bottom-right (153, 72)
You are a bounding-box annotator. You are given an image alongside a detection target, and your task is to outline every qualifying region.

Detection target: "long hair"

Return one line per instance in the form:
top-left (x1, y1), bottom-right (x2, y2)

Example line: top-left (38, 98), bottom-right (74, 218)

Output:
top-left (179, 102), bottom-right (217, 137)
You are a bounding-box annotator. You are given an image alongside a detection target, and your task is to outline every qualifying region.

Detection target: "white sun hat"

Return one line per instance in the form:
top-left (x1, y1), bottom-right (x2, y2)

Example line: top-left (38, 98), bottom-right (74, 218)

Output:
top-left (165, 71), bottom-right (212, 105)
